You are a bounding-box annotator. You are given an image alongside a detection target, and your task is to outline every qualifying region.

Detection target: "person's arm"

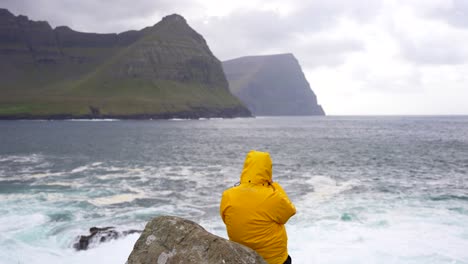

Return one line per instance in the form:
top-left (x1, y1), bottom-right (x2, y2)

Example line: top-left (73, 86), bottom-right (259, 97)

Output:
top-left (270, 182), bottom-right (296, 224)
top-left (220, 191), bottom-right (230, 224)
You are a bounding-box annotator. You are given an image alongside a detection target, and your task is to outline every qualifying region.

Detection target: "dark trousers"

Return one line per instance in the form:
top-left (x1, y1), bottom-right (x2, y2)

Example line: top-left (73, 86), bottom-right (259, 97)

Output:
top-left (283, 255), bottom-right (292, 264)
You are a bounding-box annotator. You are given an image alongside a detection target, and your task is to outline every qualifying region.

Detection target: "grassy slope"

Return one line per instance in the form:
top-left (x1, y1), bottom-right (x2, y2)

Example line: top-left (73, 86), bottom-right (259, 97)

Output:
top-left (0, 30), bottom-right (246, 118)
top-left (222, 58), bottom-right (265, 95)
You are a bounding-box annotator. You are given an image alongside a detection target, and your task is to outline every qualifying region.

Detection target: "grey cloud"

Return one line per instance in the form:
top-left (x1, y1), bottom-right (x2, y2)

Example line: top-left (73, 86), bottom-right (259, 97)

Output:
top-left (307, 39), bottom-right (363, 54)
top-left (293, 0), bottom-right (383, 30)
top-left (426, 0), bottom-right (468, 29)
top-left (390, 24), bottom-right (468, 65)
top-left (365, 70), bottom-right (423, 94)
top-left (382, 2), bottom-right (468, 66)
top-left (2, 0), bottom-right (193, 32)
top-left (2, 0), bottom-right (376, 67)
top-left (194, 2), bottom-right (374, 66)
top-left (400, 39), bottom-right (468, 65)
top-left (295, 38), bottom-right (364, 68)
top-left (194, 10), bottom-right (296, 60)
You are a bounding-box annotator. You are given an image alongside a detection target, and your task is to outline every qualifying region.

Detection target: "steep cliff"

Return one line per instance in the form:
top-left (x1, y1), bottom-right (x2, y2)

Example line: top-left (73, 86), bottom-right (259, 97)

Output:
top-left (222, 53), bottom-right (325, 116)
top-left (0, 9), bottom-right (251, 119)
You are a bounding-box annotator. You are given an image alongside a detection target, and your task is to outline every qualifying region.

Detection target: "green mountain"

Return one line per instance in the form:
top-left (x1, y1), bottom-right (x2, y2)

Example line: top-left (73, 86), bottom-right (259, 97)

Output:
top-left (222, 53), bottom-right (325, 116)
top-left (0, 9), bottom-right (251, 119)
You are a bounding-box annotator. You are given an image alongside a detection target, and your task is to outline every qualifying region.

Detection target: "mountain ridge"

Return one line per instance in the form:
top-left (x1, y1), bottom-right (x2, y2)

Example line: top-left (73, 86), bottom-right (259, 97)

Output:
top-left (0, 8), bottom-right (251, 119)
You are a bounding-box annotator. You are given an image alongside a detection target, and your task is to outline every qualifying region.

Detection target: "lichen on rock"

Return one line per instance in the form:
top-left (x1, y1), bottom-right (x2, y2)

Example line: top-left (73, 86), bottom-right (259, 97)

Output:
top-left (127, 216), bottom-right (266, 264)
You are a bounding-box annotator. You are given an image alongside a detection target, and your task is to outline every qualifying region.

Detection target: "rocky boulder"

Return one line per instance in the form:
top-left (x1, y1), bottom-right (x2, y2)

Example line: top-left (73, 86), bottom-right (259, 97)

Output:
top-left (127, 216), bottom-right (266, 264)
top-left (73, 227), bottom-right (142, 250)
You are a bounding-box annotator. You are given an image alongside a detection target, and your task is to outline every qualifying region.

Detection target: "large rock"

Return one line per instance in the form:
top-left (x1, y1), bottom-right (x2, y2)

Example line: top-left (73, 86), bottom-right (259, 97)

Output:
top-left (127, 216), bottom-right (266, 264)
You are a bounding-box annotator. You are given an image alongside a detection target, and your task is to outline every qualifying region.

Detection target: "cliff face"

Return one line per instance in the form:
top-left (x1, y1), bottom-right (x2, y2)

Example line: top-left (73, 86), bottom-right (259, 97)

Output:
top-left (0, 9), bottom-right (250, 119)
top-left (222, 53), bottom-right (325, 116)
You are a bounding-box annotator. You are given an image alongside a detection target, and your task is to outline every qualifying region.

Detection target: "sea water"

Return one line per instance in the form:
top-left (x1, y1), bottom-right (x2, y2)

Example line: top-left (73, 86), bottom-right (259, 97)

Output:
top-left (0, 116), bottom-right (467, 264)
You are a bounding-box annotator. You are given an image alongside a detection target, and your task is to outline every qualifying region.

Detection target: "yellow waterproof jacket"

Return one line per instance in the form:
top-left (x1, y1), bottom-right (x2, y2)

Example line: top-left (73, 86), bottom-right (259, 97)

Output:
top-left (220, 151), bottom-right (296, 264)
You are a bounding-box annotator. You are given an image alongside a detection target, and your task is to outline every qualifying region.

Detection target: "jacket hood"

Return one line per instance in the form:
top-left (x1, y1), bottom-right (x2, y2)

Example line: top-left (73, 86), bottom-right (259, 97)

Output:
top-left (240, 150), bottom-right (273, 185)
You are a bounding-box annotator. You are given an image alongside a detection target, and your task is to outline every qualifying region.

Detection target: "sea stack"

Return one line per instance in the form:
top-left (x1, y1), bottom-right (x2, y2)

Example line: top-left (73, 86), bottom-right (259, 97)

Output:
top-left (223, 53), bottom-right (325, 116)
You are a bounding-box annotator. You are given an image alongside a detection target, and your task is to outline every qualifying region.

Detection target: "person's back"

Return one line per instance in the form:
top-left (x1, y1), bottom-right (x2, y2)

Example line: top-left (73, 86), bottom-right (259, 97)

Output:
top-left (220, 150), bottom-right (296, 264)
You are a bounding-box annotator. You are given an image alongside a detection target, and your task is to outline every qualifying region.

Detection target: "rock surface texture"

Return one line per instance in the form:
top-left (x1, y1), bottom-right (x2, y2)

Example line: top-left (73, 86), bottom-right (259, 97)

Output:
top-left (0, 8), bottom-right (250, 119)
top-left (127, 216), bottom-right (267, 264)
top-left (223, 53), bottom-right (325, 116)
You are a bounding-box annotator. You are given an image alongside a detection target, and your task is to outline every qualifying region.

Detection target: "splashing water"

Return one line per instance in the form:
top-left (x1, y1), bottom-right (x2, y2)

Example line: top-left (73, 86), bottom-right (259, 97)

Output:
top-left (1, 116), bottom-right (468, 263)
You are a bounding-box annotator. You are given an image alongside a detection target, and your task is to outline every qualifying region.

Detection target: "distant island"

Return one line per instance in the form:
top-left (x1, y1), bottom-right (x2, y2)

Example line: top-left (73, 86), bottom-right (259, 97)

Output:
top-left (223, 53), bottom-right (325, 116)
top-left (0, 9), bottom-right (251, 119)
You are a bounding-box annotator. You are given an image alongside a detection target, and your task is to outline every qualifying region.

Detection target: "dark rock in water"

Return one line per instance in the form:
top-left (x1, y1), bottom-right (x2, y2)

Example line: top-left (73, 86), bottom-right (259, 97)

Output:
top-left (127, 215), bottom-right (266, 264)
top-left (73, 226), bottom-right (141, 250)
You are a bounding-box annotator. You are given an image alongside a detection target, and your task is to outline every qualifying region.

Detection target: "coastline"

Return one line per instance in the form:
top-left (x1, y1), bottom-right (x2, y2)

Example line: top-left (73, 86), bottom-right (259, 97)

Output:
top-left (0, 106), bottom-right (252, 120)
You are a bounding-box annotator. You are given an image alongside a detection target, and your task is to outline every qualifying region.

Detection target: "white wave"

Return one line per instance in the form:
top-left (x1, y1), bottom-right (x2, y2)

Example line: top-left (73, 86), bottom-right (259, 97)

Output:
top-left (152, 190), bottom-right (173, 197)
top-left (0, 213), bottom-right (47, 233)
top-left (0, 233), bottom-right (140, 264)
top-left (0, 154), bottom-right (44, 164)
top-left (44, 181), bottom-right (84, 188)
top-left (0, 192), bottom-right (73, 203)
top-left (90, 192), bottom-right (146, 206)
top-left (0, 171), bottom-right (63, 182)
top-left (29, 171), bottom-right (64, 179)
top-left (41, 193), bottom-right (68, 202)
top-left (65, 119), bottom-right (120, 121)
top-left (287, 204), bottom-right (468, 264)
top-left (70, 165), bottom-right (93, 174)
top-left (66, 234), bottom-right (140, 264)
top-left (303, 175), bottom-right (360, 203)
top-left (0, 194), bottom-right (27, 202)
top-left (94, 166), bottom-right (152, 181)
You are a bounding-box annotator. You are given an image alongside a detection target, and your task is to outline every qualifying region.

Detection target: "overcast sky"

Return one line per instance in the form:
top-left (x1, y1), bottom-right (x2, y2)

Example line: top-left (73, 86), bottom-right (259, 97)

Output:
top-left (3, 0), bottom-right (468, 115)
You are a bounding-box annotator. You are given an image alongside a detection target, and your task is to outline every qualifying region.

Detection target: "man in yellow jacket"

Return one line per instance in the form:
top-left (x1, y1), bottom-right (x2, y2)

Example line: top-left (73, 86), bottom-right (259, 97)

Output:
top-left (220, 150), bottom-right (296, 264)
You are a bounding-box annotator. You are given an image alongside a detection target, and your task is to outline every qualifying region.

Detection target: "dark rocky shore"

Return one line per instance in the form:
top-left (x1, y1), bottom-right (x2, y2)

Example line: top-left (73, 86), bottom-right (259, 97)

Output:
top-left (0, 106), bottom-right (252, 120)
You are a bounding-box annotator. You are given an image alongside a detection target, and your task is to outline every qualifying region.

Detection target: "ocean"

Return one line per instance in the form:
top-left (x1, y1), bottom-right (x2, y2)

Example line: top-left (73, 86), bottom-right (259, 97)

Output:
top-left (0, 116), bottom-right (467, 264)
